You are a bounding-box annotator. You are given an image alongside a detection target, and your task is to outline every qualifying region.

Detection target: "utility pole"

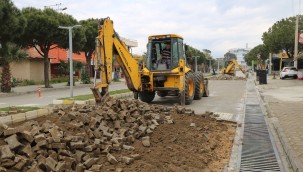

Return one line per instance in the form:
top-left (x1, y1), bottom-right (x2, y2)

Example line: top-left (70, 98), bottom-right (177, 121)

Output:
top-left (58, 25), bottom-right (82, 98)
top-left (294, 15), bottom-right (299, 68)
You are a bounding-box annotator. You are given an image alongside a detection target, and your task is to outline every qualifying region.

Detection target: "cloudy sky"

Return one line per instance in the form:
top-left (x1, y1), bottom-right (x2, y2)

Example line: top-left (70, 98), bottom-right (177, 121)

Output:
top-left (12, 0), bottom-right (301, 58)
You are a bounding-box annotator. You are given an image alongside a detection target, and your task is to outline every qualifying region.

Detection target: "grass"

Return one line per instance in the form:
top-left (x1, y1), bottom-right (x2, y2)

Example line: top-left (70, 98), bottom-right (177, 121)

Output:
top-left (59, 89), bottom-right (131, 101)
top-left (0, 106), bottom-right (40, 113)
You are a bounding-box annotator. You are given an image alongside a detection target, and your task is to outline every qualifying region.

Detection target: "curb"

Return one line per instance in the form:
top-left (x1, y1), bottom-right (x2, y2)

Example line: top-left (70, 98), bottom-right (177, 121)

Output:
top-left (0, 108), bottom-right (51, 125)
top-left (52, 92), bottom-right (133, 105)
top-left (0, 92), bottom-right (133, 126)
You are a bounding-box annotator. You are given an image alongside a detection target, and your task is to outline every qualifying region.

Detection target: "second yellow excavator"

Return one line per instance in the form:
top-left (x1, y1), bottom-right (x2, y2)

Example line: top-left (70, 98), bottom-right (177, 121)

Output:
top-left (221, 59), bottom-right (245, 76)
top-left (91, 17), bottom-right (209, 105)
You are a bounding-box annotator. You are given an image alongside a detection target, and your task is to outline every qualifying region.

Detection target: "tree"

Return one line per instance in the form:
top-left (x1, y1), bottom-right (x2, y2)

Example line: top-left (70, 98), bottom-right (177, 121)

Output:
top-left (0, 0), bottom-right (26, 44)
top-left (0, 43), bottom-right (28, 92)
top-left (80, 18), bottom-right (98, 75)
top-left (0, 0), bottom-right (27, 92)
top-left (184, 44), bottom-right (206, 65)
top-left (244, 44), bottom-right (269, 66)
top-left (20, 7), bottom-right (86, 88)
top-left (224, 52), bottom-right (237, 60)
top-left (262, 16), bottom-right (303, 58)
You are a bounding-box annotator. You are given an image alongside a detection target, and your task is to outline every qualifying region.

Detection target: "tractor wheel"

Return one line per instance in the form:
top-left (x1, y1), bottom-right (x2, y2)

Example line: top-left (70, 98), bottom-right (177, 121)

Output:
top-left (203, 78), bottom-right (209, 97)
top-left (139, 91), bottom-right (155, 103)
top-left (157, 91), bottom-right (168, 97)
top-left (184, 72), bottom-right (195, 105)
top-left (194, 72), bottom-right (204, 100)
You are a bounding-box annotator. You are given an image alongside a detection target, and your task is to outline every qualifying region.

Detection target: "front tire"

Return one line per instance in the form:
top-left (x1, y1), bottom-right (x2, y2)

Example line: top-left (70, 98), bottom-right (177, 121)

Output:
top-left (139, 91), bottom-right (155, 103)
top-left (184, 72), bottom-right (195, 105)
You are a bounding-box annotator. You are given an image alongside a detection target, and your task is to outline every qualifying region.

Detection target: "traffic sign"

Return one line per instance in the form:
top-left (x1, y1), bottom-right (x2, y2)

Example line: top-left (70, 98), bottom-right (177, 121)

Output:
top-left (279, 53), bottom-right (288, 58)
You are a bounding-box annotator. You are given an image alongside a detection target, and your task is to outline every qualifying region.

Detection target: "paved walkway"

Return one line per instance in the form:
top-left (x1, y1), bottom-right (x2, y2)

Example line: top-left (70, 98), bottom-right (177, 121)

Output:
top-left (255, 74), bottom-right (303, 171)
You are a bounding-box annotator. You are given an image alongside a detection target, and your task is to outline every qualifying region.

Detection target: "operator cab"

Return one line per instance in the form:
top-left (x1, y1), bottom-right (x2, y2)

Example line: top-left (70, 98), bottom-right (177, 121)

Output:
top-left (146, 34), bottom-right (185, 71)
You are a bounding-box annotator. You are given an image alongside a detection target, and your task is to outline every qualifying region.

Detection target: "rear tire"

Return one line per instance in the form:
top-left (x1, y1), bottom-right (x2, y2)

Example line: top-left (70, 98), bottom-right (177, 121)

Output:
top-left (194, 72), bottom-right (204, 100)
top-left (139, 91), bottom-right (155, 103)
top-left (157, 91), bottom-right (168, 97)
top-left (184, 72), bottom-right (195, 105)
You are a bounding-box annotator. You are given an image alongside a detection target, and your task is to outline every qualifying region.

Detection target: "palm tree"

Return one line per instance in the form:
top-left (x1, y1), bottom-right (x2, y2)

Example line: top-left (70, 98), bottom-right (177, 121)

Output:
top-left (0, 43), bottom-right (28, 92)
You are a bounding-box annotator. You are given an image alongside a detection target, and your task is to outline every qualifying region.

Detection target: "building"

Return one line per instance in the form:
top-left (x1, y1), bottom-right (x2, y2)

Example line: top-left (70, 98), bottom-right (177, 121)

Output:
top-left (228, 47), bottom-right (251, 66)
top-left (7, 37), bottom-right (138, 82)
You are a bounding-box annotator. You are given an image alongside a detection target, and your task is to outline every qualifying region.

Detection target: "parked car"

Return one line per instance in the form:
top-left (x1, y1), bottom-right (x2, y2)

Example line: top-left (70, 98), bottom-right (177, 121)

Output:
top-left (280, 67), bottom-right (298, 79)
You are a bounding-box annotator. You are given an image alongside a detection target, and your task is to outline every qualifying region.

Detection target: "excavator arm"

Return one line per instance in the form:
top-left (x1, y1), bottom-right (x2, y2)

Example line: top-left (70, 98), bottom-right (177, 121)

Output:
top-left (91, 17), bottom-right (141, 103)
top-left (231, 59), bottom-right (245, 74)
top-left (222, 59), bottom-right (245, 75)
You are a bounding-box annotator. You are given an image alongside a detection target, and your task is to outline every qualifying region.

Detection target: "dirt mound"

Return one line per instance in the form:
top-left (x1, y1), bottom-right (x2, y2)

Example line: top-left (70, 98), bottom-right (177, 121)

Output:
top-left (208, 74), bottom-right (246, 80)
top-left (0, 97), bottom-right (236, 172)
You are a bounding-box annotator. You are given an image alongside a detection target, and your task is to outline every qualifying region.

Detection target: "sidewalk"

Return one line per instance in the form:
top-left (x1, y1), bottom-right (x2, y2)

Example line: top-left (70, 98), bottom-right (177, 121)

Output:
top-left (0, 79), bottom-right (126, 97)
top-left (255, 74), bottom-right (303, 171)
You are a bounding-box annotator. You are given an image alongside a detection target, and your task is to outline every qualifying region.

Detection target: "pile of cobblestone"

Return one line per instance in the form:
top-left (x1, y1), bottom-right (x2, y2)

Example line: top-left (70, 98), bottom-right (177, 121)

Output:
top-left (0, 97), bottom-right (194, 171)
top-left (208, 74), bottom-right (246, 80)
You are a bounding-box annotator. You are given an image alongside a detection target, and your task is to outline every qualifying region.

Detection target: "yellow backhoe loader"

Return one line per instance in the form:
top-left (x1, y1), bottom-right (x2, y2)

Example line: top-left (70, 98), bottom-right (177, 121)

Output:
top-left (222, 59), bottom-right (245, 76)
top-left (91, 17), bottom-right (209, 105)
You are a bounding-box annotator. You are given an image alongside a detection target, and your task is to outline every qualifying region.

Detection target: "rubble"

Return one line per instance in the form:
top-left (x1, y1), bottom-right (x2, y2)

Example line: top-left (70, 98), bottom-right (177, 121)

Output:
top-left (0, 97), bottom-right (235, 171)
top-left (208, 74), bottom-right (246, 80)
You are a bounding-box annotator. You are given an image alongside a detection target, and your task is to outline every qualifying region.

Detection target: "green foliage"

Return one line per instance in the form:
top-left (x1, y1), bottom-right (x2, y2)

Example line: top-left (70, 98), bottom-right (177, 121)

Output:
top-left (80, 18), bottom-right (98, 73)
top-left (57, 60), bottom-right (68, 76)
top-left (19, 7), bottom-right (86, 88)
top-left (262, 16), bottom-right (303, 58)
top-left (74, 61), bottom-right (84, 71)
top-left (50, 77), bottom-right (69, 84)
top-left (0, 0), bottom-right (26, 44)
top-left (0, 43), bottom-right (28, 92)
top-left (224, 52), bottom-right (237, 60)
top-left (59, 89), bottom-right (130, 100)
top-left (0, 106), bottom-right (40, 113)
top-left (80, 72), bottom-right (91, 84)
top-left (244, 44), bottom-right (269, 66)
top-left (184, 44), bottom-right (206, 65)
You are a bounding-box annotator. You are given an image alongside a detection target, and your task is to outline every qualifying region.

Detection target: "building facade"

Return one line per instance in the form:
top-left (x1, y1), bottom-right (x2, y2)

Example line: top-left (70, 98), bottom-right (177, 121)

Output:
top-left (228, 48), bottom-right (251, 65)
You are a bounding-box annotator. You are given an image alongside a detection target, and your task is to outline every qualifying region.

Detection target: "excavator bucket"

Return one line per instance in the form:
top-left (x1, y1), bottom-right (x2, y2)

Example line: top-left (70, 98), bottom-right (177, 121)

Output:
top-left (91, 87), bottom-right (110, 105)
top-left (90, 87), bottom-right (102, 104)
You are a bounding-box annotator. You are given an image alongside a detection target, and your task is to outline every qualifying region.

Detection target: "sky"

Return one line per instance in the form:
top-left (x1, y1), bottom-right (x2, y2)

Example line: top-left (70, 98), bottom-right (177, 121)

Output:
top-left (12, 0), bottom-right (302, 58)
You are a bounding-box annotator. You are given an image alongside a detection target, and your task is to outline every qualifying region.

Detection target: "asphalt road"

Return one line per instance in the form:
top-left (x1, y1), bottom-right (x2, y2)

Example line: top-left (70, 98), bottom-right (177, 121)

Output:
top-left (151, 80), bottom-right (246, 116)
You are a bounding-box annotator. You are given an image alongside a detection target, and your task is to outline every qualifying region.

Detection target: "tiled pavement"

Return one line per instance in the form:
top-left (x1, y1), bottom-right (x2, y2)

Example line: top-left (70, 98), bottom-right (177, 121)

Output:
top-left (256, 75), bottom-right (303, 171)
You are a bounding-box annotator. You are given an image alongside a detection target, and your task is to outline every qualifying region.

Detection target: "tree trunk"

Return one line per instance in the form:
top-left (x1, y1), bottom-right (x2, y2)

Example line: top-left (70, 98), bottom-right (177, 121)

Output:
top-left (86, 58), bottom-right (91, 76)
top-left (44, 53), bottom-right (51, 88)
top-left (85, 51), bottom-right (92, 77)
top-left (1, 62), bottom-right (12, 93)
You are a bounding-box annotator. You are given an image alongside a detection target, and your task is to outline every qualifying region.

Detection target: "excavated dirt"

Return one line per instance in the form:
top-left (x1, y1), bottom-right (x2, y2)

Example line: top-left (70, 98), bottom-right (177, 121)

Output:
top-left (110, 114), bottom-right (236, 172)
top-left (208, 74), bottom-right (246, 80)
top-left (0, 97), bottom-right (236, 172)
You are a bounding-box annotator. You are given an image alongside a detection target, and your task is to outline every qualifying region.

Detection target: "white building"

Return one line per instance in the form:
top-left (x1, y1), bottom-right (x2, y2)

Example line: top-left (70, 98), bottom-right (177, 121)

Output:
top-left (228, 47), bottom-right (251, 65)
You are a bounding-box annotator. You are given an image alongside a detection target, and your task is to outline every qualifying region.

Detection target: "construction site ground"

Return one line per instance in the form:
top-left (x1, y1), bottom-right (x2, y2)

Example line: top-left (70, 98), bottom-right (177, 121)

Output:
top-left (0, 75), bottom-right (247, 171)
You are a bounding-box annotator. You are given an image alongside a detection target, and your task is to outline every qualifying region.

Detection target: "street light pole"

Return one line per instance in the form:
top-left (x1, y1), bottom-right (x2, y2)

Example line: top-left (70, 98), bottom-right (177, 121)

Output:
top-left (58, 25), bottom-right (81, 98)
top-left (294, 15), bottom-right (299, 68)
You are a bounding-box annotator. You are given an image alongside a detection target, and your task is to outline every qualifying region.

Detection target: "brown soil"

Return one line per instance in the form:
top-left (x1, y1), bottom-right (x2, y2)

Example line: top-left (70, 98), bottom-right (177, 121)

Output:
top-left (107, 114), bottom-right (236, 172)
top-left (1, 98), bottom-right (236, 172)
